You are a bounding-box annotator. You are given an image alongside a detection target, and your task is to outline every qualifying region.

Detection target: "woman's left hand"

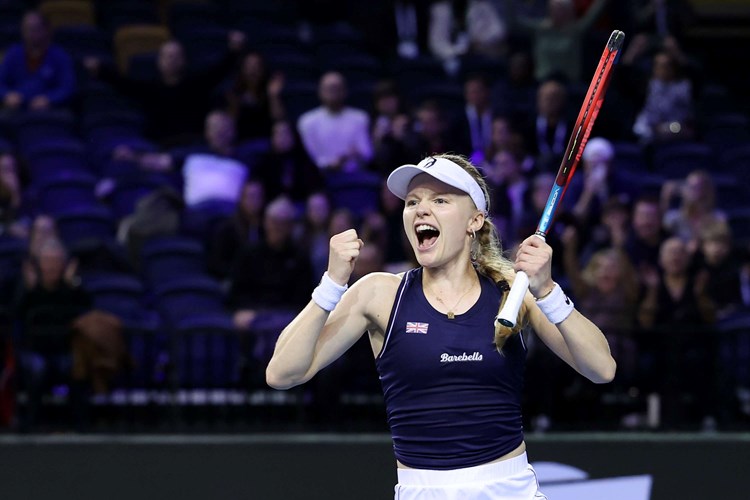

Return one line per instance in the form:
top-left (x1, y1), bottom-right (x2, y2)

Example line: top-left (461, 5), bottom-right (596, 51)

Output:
top-left (514, 235), bottom-right (554, 298)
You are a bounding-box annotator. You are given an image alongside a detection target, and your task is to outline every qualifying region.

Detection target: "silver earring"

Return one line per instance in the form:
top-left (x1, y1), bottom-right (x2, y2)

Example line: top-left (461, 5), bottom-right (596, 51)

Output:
top-left (470, 229), bottom-right (476, 239)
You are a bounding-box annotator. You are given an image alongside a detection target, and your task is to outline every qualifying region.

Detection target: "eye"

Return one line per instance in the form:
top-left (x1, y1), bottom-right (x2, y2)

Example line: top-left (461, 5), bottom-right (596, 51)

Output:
top-left (405, 199), bottom-right (418, 207)
top-left (434, 198), bottom-right (447, 204)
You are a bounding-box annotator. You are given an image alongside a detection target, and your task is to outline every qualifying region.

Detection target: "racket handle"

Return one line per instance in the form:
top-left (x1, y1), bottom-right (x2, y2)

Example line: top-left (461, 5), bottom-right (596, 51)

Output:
top-left (495, 270), bottom-right (529, 328)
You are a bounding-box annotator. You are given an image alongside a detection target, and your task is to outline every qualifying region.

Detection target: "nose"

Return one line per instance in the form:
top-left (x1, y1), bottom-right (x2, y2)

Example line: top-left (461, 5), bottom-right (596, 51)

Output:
top-left (415, 200), bottom-right (430, 217)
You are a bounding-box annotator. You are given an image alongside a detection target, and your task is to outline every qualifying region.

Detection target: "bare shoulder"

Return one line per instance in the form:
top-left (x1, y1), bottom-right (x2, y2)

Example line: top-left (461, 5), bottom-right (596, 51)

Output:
top-left (349, 272), bottom-right (404, 305)
top-left (349, 272), bottom-right (405, 332)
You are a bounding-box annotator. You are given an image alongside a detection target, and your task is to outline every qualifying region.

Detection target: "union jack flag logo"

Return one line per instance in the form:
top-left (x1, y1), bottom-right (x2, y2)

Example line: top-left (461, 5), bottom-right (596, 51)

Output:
top-left (405, 322), bottom-right (429, 334)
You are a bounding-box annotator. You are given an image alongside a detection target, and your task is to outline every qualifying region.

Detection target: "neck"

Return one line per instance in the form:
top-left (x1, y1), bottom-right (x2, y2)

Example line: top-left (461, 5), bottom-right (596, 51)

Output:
top-left (423, 260), bottom-right (477, 294)
top-left (423, 260), bottom-right (479, 318)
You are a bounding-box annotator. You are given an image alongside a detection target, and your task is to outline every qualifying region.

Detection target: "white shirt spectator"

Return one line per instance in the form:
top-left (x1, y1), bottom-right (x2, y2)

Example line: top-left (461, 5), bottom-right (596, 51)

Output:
top-left (297, 106), bottom-right (373, 172)
top-left (182, 153), bottom-right (247, 206)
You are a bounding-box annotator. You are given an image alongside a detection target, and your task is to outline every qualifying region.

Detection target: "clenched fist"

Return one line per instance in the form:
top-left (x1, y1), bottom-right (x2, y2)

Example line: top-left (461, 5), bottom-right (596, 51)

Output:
top-left (514, 235), bottom-right (554, 298)
top-left (328, 229), bottom-right (364, 286)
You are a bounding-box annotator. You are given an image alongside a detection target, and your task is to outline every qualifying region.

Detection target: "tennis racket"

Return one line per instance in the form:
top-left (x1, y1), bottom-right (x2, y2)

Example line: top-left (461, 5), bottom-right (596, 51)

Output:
top-left (496, 29), bottom-right (626, 328)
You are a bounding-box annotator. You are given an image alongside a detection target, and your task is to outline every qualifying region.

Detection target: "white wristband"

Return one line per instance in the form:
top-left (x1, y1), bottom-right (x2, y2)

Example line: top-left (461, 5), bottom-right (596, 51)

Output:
top-left (311, 272), bottom-right (348, 312)
top-left (535, 282), bottom-right (574, 324)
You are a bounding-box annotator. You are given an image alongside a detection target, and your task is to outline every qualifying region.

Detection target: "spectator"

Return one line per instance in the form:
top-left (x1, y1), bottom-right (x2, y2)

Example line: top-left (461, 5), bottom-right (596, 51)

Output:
top-left (618, 0), bottom-right (695, 42)
top-left (624, 193), bottom-right (666, 272)
top-left (428, 0), bottom-right (508, 73)
top-left (402, 99), bottom-right (461, 159)
top-left (453, 73), bottom-right (495, 163)
top-left (661, 169), bottom-right (726, 248)
top-left (631, 47), bottom-right (695, 144)
top-left (351, 0), bottom-right (431, 60)
top-left (482, 145), bottom-right (532, 248)
top-left (519, 78), bottom-right (572, 172)
top-left (300, 191), bottom-right (333, 282)
top-left (208, 179), bottom-right (266, 280)
top-left (514, 171), bottom-right (575, 276)
top-left (255, 120), bottom-right (323, 204)
top-left (13, 238), bottom-right (92, 431)
top-left (327, 207), bottom-right (357, 240)
top-left (561, 230), bottom-right (640, 386)
top-left (119, 110), bottom-right (250, 208)
top-left (179, 110), bottom-right (249, 208)
top-left (508, 0), bottom-right (612, 84)
top-left (694, 221), bottom-right (748, 320)
top-left (370, 80), bottom-right (412, 175)
top-left (378, 180), bottom-right (414, 271)
top-left (0, 10), bottom-right (76, 112)
top-left (483, 114), bottom-right (534, 174)
top-left (84, 32), bottom-right (246, 147)
top-left (577, 195), bottom-right (631, 265)
top-left (27, 214), bottom-right (60, 261)
top-left (567, 137), bottom-right (637, 228)
top-left (116, 186), bottom-right (184, 270)
top-left (223, 51), bottom-right (286, 141)
top-left (637, 236), bottom-right (717, 429)
top-left (297, 71), bottom-right (373, 174)
top-left (493, 50), bottom-right (538, 120)
top-left (229, 195), bottom-right (312, 329)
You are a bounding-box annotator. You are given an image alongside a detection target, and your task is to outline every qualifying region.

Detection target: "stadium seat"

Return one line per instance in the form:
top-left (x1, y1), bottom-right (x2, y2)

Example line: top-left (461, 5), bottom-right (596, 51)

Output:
top-left (140, 236), bottom-right (208, 286)
top-left (172, 312), bottom-right (242, 389)
top-left (651, 141), bottom-right (713, 178)
top-left (153, 275), bottom-right (227, 328)
top-left (107, 175), bottom-right (164, 220)
top-left (718, 144), bottom-right (750, 182)
top-left (13, 110), bottom-right (78, 154)
top-left (701, 112), bottom-right (750, 152)
top-left (24, 140), bottom-right (92, 178)
top-left (612, 140), bottom-right (650, 174)
top-left (55, 206), bottom-right (117, 248)
top-left (325, 171), bottom-right (383, 218)
top-left (39, 0), bottom-right (96, 29)
top-left (180, 199), bottom-right (235, 244)
top-left (113, 24), bottom-right (170, 75)
top-left (35, 172), bottom-right (100, 214)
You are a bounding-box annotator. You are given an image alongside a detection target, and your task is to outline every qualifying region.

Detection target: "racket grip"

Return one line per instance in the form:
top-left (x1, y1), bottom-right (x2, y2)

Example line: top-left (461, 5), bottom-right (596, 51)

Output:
top-left (495, 270), bottom-right (529, 328)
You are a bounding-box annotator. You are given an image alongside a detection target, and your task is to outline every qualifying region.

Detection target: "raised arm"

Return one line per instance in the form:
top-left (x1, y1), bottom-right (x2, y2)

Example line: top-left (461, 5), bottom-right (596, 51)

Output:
top-left (266, 229), bottom-right (376, 390)
top-left (515, 235), bottom-right (616, 384)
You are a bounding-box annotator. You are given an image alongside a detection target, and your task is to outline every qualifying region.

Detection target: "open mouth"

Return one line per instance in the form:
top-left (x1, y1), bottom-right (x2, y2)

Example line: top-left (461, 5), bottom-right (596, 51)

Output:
top-left (415, 224), bottom-right (440, 251)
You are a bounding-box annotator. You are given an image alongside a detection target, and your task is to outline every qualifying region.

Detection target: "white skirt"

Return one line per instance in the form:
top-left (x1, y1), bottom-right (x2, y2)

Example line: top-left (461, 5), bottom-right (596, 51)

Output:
top-left (394, 452), bottom-right (547, 500)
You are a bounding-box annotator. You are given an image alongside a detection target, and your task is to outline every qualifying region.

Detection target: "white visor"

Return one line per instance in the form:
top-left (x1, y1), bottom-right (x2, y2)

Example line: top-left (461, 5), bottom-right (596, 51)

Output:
top-left (387, 156), bottom-right (487, 214)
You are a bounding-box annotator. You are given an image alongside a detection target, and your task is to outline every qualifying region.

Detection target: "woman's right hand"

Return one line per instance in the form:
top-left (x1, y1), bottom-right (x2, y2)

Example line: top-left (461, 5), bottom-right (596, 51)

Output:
top-left (327, 229), bottom-right (364, 286)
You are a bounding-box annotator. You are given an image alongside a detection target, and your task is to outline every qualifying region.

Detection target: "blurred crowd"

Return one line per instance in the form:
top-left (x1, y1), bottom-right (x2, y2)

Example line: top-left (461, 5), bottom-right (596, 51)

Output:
top-left (0, 0), bottom-right (749, 433)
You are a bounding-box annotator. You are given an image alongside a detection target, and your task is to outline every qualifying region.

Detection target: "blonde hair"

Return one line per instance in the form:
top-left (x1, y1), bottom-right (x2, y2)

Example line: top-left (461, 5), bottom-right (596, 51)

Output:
top-left (435, 153), bottom-right (528, 350)
top-left (581, 248), bottom-right (639, 304)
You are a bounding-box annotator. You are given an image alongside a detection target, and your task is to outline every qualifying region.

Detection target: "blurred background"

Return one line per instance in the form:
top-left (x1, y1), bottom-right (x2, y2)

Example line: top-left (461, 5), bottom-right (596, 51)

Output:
top-left (0, 0), bottom-right (749, 498)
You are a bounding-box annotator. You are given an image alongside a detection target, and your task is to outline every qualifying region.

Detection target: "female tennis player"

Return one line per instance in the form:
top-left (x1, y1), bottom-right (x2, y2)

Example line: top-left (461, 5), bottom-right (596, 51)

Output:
top-left (266, 153), bottom-right (616, 499)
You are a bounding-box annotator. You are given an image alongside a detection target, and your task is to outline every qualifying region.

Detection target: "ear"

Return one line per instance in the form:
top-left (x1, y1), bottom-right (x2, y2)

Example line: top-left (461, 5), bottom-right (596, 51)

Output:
top-left (468, 211), bottom-right (485, 234)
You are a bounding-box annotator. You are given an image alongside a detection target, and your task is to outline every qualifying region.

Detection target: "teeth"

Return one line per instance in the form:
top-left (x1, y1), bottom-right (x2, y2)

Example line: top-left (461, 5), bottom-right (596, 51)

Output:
top-left (416, 224), bottom-right (438, 233)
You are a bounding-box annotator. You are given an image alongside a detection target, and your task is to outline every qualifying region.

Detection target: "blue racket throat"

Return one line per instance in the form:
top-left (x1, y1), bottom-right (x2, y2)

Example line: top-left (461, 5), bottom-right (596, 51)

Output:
top-left (538, 184), bottom-right (565, 237)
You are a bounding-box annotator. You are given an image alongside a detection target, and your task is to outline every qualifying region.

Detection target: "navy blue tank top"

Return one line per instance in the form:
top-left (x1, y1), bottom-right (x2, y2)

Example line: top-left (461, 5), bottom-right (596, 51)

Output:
top-left (375, 267), bottom-right (526, 470)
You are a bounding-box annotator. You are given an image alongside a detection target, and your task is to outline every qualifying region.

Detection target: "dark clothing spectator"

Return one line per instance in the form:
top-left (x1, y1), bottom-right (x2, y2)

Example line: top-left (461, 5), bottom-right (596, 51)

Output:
top-left (351, 0), bottom-right (431, 60)
top-left (0, 42), bottom-right (76, 110)
top-left (223, 52), bottom-right (285, 142)
top-left (95, 55), bottom-right (238, 147)
top-left (254, 121), bottom-right (324, 203)
top-left (207, 180), bottom-right (265, 280)
top-left (13, 238), bottom-right (92, 431)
